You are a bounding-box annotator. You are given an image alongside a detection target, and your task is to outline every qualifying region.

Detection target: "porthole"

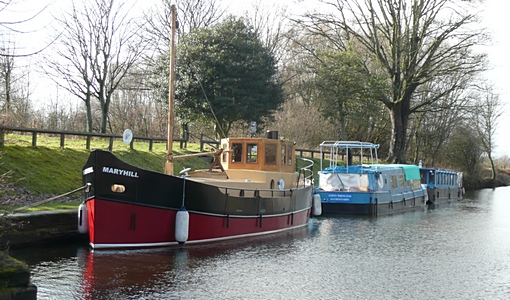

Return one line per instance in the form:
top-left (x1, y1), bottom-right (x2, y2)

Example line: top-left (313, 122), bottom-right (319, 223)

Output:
top-left (111, 184), bottom-right (126, 193)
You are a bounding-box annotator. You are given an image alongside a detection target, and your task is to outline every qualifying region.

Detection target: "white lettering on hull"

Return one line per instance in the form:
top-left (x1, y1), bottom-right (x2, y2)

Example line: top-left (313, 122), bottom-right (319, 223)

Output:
top-left (102, 166), bottom-right (139, 178)
top-left (83, 166), bottom-right (94, 175)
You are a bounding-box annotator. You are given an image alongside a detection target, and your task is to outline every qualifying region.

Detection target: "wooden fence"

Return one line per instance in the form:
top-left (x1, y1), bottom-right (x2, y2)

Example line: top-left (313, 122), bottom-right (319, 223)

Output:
top-left (0, 125), bottom-right (219, 152)
top-left (0, 125), bottom-right (325, 158)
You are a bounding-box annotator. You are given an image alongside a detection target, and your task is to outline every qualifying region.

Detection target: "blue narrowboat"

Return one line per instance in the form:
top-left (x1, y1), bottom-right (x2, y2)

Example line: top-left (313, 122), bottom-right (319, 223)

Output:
top-left (419, 167), bottom-right (464, 205)
top-left (314, 141), bottom-right (428, 216)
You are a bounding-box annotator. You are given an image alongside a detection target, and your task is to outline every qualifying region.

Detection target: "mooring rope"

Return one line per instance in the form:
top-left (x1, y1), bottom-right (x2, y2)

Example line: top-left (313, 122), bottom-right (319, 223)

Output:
top-left (2, 183), bottom-right (91, 215)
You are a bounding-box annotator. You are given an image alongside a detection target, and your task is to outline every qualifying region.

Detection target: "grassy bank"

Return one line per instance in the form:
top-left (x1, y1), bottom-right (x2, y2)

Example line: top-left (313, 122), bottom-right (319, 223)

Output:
top-left (0, 133), bottom-right (213, 211)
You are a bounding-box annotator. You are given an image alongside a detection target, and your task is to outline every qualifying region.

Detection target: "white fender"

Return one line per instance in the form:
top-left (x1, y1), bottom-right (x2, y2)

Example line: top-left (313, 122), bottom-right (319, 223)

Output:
top-left (277, 179), bottom-right (285, 190)
top-left (175, 208), bottom-right (189, 243)
top-left (78, 202), bottom-right (89, 234)
top-left (312, 194), bottom-right (322, 216)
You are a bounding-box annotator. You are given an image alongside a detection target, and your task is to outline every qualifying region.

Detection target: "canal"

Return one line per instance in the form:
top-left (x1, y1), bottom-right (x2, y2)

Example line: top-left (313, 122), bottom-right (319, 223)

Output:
top-left (10, 186), bottom-right (510, 299)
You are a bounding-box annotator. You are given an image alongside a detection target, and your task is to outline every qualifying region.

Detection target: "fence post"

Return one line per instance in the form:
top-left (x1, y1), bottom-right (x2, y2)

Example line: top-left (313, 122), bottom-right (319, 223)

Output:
top-left (32, 131), bottom-right (37, 147)
top-left (108, 136), bottom-right (114, 151)
top-left (149, 139), bottom-right (153, 152)
top-left (86, 135), bottom-right (91, 150)
top-left (60, 133), bottom-right (65, 149)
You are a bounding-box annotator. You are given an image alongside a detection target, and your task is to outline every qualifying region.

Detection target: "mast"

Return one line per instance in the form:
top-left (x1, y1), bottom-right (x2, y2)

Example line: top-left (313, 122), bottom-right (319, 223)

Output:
top-left (165, 4), bottom-right (177, 175)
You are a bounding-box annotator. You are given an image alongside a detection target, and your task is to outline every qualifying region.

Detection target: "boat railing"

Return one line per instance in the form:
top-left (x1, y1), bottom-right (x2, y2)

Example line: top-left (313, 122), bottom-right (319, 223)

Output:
top-left (319, 141), bottom-right (379, 170)
top-left (206, 159), bottom-right (313, 197)
top-left (296, 157), bottom-right (314, 188)
top-left (215, 185), bottom-right (297, 198)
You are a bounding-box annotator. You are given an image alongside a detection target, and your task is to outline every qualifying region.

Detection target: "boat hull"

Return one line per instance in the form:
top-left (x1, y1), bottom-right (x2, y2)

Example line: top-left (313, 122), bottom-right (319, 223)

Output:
top-left (82, 150), bottom-right (313, 249)
top-left (426, 187), bottom-right (464, 205)
top-left (316, 190), bottom-right (427, 217)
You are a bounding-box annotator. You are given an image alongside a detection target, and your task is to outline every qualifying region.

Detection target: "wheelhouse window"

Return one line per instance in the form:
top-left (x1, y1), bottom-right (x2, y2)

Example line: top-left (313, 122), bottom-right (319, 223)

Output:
top-left (247, 143), bottom-right (258, 163)
top-left (232, 143), bottom-right (243, 162)
top-left (287, 144), bottom-right (293, 165)
top-left (222, 144), bottom-right (228, 163)
top-left (265, 143), bottom-right (277, 165)
top-left (281, 145), bottom-right (286, 165)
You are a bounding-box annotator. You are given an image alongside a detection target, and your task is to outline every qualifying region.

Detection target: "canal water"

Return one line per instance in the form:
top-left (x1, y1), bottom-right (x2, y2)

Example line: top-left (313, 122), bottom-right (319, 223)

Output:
top-left (10, 187), bottom-right (510, 299)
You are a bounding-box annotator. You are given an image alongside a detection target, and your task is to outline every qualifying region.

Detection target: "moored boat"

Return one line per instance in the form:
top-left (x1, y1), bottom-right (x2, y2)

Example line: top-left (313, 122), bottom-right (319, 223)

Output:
top-left (77, 4), bottom-right (314, 249)
top-left (419, 167), bottom-right (464, 205)
top-left (314, 141), bottom-right (428, 216)
top-left (80, 133), bottom-right (314, 249)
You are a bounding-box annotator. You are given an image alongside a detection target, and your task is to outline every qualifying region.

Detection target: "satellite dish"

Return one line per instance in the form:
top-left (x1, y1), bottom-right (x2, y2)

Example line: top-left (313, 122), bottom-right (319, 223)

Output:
top-left (123, 129), bottom-right (133, 145)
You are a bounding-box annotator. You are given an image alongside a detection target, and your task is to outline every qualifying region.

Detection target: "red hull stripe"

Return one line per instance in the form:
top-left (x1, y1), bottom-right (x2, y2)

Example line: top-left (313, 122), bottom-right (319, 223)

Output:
top-left (87, 198), bottom-right (311, 249)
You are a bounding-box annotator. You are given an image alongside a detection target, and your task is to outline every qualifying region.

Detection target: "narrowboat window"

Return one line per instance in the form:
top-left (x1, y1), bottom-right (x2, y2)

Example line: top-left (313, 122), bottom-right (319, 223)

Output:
top-left (420, 171), bottom-right (427, 184)
top-left (247, 143), bottom-right (258, 163)
top-left (265, 143), bottom-right (277, 165)
top-left (398, 174), bottom-right (405, 188)
top-left (430, 172), bottom-right (435, 184)
top-left (287, 144), bottom-right (293, 165)
top-left (390, 175), bottom-right (398, 189)
top-left (232, 143), bottom-right (243, 162)
top-left (281, 145), bottom-right (286, 165)
top-left (412, 180), bottom-right (421, 189)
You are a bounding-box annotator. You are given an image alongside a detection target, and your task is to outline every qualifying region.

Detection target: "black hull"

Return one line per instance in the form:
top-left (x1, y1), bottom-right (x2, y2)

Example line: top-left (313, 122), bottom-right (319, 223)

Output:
top-left (426, 187), bottom-right (463, 205)
top-left (82, 150), bottom-right (312, 217)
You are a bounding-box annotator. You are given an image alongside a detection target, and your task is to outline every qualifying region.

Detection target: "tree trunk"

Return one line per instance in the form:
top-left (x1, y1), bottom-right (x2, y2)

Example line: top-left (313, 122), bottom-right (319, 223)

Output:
top-left (85, 94), bottom-right (93, 133)
top-left (488, 153), bottom-right (496, 181)
top-left (388, 102), bottom-right (410, 164)
top-left (101, 108), bottom-right (108, 134)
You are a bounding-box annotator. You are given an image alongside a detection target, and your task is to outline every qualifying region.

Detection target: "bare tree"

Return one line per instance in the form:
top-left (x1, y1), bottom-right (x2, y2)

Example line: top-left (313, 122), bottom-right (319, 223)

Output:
top-left (241, 0), bottom-right (290, 65)
top-left (0, 36), bottom-right (14, 113)
top-left (473, 84), bottom-right (503, 181)
top-left (142, 0), bottom-right (227, 57)
top-left (410, 78), bottom-right (472, 166)
top-left (298, 0), bottom-right (488, 163)
top-left (43, 0), bottom-right (147, 133)
top-left (0, 34), bottom-right (34, 127)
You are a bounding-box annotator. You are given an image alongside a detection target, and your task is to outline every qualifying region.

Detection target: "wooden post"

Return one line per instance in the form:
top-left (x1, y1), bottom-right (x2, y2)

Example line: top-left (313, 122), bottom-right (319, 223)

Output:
top-left (32, 131), bottom-right (37, 147)
top-left (165, 4), bottom-right (177, 175)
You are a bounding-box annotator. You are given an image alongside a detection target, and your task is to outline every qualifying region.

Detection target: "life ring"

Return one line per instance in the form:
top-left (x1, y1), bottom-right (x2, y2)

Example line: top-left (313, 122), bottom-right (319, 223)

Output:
top-left (377, 175), bottom-right (384, 189)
